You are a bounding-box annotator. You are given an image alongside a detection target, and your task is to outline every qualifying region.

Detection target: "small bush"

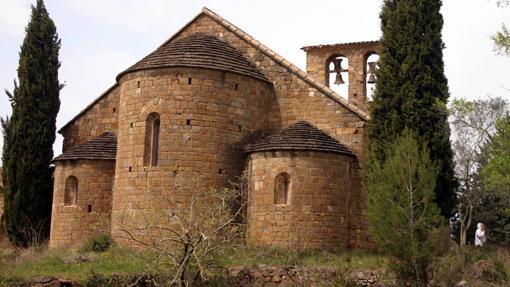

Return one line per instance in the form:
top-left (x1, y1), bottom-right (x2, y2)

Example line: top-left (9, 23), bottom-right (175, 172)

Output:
top-left (481, 259), bottom-right (508, 284)
top-left (81, 234), bottom-right (112, 253)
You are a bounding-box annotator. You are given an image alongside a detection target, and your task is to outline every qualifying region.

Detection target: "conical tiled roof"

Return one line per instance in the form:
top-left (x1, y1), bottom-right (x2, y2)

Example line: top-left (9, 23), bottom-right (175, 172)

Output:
top-left (117, 33), bottom-right (269, 82)
top-left (245, 121), bottom-right (354, 156)
top-left (53, 132), bottom-right (117, 161)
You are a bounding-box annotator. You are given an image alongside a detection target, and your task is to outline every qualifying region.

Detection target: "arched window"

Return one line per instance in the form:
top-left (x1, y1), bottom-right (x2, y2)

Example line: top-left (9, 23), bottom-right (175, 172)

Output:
top-left (327, 55), bottom-right (349, 99)
top-left (144, 112), bottom-right (160, 166)
top-left (64, 176), bottom-right (78, 206)
top-left (274, 173), bottom-right (290, 205)
top-left (365, 53), bottom-right (379, 102)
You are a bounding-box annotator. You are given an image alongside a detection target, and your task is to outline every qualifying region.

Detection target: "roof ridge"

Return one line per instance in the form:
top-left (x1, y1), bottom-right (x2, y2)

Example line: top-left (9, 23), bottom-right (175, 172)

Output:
top-left (58, 84), bottom-right (118, 133)
top-left (59, 7), bottom-right (370, 133)
top-left (200, 7), bottom-right (370, 121)
top-left (301, 41), bottom-right (379, 52)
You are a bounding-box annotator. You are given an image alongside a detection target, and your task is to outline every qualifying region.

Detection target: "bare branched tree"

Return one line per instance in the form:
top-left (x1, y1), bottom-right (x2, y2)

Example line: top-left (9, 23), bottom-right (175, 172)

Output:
top-left (116, 174), bottom-right (248, 287)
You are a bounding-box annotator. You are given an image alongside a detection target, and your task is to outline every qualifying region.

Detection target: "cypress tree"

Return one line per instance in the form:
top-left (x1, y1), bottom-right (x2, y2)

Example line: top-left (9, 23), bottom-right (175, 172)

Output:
top-left (368, 0), bottom-right (457, 217)
top-left (2, 0), bottom-right (61, 246)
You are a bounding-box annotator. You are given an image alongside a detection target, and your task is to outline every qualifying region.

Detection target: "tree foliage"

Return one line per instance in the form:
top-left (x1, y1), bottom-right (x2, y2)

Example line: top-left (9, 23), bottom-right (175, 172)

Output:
top-left (366, 130), bottom-right (443, 286)
top-left (1, 0), bottom-right (61, 246)
top-left (449, 97), bottom-right (508, 245)
top-left (482, 116), bottom-right (510, 201)
top-left (493, 0), bottom-right (510, 55)
top-left (368, 0), bottom-right (457, 217)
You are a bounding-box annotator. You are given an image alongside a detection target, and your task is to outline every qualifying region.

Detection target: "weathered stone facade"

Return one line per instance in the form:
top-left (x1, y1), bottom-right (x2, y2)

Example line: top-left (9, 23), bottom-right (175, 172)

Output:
top-left (49, 7), bottom-right (379, 250)
top-left (59, 86), bottom-right (120, 152)
top-left (111, 67), bottom-right (274, 245)
top-left (247, 151), bottom-right (367, 249)
top-left (303, 42), bottom-right (379, 110)
top-left (50, 159), bottom-right (115, 248)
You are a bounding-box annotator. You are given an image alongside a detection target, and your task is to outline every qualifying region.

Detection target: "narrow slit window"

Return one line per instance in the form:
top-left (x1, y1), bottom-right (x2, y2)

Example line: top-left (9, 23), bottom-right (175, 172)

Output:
top-left (64, 176), bottom-right (78, 206)
top-left (145, 113), bottom-right (161, 167)
top-left (274, 173), bottom-right (290, 205)
top-left (150, 119), bottom-right (160, 166)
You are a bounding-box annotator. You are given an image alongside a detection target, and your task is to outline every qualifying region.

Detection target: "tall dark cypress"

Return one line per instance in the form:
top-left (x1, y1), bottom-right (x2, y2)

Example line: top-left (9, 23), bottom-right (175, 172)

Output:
top-left (368, 0), bottom-right (457, 217)
top-left (2, 0), bottom-right (61, 246)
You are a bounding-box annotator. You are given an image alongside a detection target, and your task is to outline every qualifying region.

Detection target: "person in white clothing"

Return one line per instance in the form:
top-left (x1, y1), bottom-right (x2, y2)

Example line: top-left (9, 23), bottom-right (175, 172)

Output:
top-left (474, 223), bottom-right (486, 246)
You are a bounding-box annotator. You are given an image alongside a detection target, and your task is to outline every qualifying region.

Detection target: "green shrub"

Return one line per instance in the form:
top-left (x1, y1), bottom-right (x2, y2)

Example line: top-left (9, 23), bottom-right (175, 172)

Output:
top-left (481, 259), bottom-right (508, 284)
top-left (81, 234), bottom-right (112, 253)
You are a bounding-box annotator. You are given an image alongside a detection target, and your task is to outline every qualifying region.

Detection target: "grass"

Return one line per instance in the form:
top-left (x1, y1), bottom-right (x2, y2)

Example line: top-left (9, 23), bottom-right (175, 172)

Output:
top-left (0, 243), bottom-right (157, 282)
top-left (218, 244), bottom-right (387, 270)
top-left (1, 240), bottom-right (508, 286)
top-left (0, 241), bottom-right (386, 283)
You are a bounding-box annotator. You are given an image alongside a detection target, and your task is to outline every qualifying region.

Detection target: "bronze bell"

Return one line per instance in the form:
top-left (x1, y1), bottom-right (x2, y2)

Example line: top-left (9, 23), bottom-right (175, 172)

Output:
top-left (367, 61), bottom-right (377, 84)
top-left (334, 73), bottom-right (345, 85)
top-left (330, 58), bottom-right (348, 85)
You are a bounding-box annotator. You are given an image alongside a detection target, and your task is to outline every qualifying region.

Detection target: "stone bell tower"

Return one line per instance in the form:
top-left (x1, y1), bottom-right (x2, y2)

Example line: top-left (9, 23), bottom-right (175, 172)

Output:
top-left (302, 41), bottom-right (380, 111)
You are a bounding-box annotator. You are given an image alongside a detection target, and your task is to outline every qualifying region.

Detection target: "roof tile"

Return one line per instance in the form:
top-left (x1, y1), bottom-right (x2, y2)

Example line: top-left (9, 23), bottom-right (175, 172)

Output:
top-left (53, 132), bottom-right (117, 162)
top-left (245, 121), bottom-right (354, 156)
top-left (118, 33), bottom-right (269, 83)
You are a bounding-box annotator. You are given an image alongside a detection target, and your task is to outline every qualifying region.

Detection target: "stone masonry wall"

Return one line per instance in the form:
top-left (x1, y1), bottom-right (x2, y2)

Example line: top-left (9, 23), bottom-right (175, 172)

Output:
top-left (50, 159), bottom-right (115, 249)
top-left (60, 86), bottom-right (120, 152)
top-left (304, 43), bottom-right (379, 110)
top-left (111, 67), bottom-right (275, 245)
top-left (247, 151), bottom-right (370, 250)
top-left (174, 14), bottom-right (368, 159)
top-left (172, 15), bottom-right (371, 248)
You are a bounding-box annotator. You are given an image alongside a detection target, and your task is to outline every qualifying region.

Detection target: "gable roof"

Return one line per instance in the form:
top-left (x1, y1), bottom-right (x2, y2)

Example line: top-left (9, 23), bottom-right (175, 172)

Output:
top-left (53, 132), bottom-right (117, 162)
top-left (159, 7), bottom-right (370, 121)
top-left (117, 33), bottom-right (269, 82)
top-left (59, 7), bottom-right (370, 133)
top-left (245, 121), bottom-right (354, 156)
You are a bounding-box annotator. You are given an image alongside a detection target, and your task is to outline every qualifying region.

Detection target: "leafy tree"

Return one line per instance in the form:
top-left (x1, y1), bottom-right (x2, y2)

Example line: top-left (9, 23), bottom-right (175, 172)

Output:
top-left (1, 0), bottom-right (61, 246)
top-left (482, 116), bottom-right (510, 202)
top-left (449, 97), bottom-right (508, 245)
top-left (493, 1), bottom-right (510, 56)
top-left (368, 0), bottom-right (457, 217)
top-left (366, 129), bottom-right (443, 286)
top-left (469, 192), bottom-right (510, 245)
top-left (1, 116), bottom-right (9, 188)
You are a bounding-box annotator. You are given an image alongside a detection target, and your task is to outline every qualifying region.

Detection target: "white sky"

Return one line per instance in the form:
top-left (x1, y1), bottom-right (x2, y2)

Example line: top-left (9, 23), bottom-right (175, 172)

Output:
top-left (1, 0), bottom-right (510, 162)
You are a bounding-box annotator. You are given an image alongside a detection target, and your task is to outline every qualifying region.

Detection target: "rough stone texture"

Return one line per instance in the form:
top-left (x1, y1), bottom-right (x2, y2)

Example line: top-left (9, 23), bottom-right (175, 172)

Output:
top-left (49, 159), bottom-right (115, 248)
top-left (59, 85), bottom-right (120, 152)
top-left (247, 151), bottom-right (369, 249)
top-left (50, 8), bottom-right (374, 250)
top-left (230, 266), bottom-right (386, 287)
top-left (171, 11), bottom-right (368, 158)
top-left (111, 67), bottom-right (274, 245)
top-left (303, 41), bottom-right (380, 110)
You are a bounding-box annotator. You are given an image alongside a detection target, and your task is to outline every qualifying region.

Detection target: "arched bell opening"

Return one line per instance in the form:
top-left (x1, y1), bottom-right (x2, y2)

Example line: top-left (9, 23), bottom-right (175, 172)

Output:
top-left (326, 55), bottom-right (349, 99)
top-left (365, 53), bottom-right (379, 102)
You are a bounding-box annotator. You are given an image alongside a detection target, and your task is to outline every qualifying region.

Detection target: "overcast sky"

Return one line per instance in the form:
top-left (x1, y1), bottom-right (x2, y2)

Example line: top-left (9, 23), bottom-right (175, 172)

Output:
top-left (1, 0), bottom-right (510, 162)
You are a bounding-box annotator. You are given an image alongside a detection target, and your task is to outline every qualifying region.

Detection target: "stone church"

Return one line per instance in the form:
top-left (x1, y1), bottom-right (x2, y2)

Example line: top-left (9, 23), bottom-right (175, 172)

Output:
top-left (49, 7), bottom-right (380, 250)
